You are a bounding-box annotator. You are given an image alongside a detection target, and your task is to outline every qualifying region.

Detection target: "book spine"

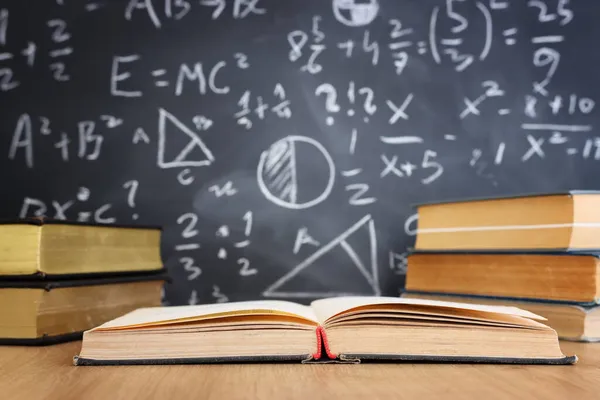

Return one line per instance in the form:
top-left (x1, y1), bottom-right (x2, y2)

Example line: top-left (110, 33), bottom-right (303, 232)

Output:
top-left (312, 326), bottom-right (323, 359)
top-left (318, 326), bottom-right (336, 360)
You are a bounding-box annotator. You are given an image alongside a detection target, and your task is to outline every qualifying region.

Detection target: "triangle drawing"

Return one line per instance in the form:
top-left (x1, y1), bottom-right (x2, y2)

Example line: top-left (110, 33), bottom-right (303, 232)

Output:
top-left (157, 108), bottom-right (215, 169)
top-left (263, 214), bottom-right (380, 298)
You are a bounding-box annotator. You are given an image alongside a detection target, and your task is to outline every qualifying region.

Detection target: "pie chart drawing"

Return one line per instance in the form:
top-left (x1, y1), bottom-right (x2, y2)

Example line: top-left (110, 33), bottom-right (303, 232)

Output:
top-left (257, 136), bottom-right (336, 210)
top-left (332, 0), bottom-right (379, 27)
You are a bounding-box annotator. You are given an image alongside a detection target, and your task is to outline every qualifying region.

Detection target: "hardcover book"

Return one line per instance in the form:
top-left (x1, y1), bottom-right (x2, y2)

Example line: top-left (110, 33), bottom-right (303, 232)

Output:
top-left (0, 218), bottom-right (163, 278)
top-left (74, 296), bottom-right (576, 365)
top-left (0, 274), bottom-right (167, 345)
top-left (405, 251), bottom-right (600, 304)
top-left (414, 191), bottom-right (600, 251)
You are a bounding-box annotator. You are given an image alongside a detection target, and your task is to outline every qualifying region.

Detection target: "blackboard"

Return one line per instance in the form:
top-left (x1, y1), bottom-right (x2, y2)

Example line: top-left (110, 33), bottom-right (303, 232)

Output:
top-left (1, 0), bottom-right (599, 305)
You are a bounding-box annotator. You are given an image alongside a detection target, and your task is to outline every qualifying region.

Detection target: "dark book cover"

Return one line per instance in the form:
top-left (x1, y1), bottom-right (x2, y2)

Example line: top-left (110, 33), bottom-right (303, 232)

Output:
top-left (0, 271), bottom-right (170, 290)
top-left (0, 267), bottom-right (170, 282)
top-left (0, 216), bottom-right (162, 231)
top-left (73, 354), bottom-right (314, 366)
top-left (338, 354), bottom-right (577, 365)
top-left (0, 332), bottom-right (85, 346)
top-left (73, 353), bottom-right (577, 366)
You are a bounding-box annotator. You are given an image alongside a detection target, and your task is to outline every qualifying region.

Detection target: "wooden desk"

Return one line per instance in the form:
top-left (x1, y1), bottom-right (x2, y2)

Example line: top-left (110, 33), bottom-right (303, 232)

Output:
top-left (0, 341), bottom-right (599, 399)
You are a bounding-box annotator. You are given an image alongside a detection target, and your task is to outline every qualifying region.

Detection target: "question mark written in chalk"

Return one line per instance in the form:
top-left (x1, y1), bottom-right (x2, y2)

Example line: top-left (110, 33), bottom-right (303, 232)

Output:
top-left (122, 180), bottom-right (139, 220)
top-left (315, 83), bottom-right (340, 126)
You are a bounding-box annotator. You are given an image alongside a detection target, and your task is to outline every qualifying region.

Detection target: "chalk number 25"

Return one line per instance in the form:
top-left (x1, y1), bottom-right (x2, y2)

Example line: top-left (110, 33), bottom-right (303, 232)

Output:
top-left (527, 0), bottom-right (573, 26)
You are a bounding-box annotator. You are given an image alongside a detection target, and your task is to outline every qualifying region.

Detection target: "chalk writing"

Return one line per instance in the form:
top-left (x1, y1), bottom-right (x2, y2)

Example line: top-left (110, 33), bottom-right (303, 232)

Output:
top-left (315, 82), bottom-right (377, 125)
top-left (19, 188), bottom-right (116, 224)
top-left (1, 0), bottom-right (597, 306)
top-left (294, 227), bottom-right (320, 254)
top-left (264, 215), bottom-right (380, 298)
top-left (234, 84), bottom-right (292, 128)
top-left (181, 257), bottom-right (201, 280)
top-left (389, 251), bottom-right (408, 275)
top-left (257, 136), bottom-right (335, 210)
top-left (111, 54), bottom-right (243, 97)
top-left (238, 257), bottom-right (257, 276)
top-left (126, 0), bottom-right (266, 28)
top-left (208, 181), bottom-right (237, 197)
top-left (122, 180), bottom-right (140, 220)
top-left (287, 15), bottom-right (326, 74)
top-left (157, 108), bottom-right (214, 168)
top-left (332, 0), bottom-right (379, 27)
top-left (212, 285), bottom-right (229, 303)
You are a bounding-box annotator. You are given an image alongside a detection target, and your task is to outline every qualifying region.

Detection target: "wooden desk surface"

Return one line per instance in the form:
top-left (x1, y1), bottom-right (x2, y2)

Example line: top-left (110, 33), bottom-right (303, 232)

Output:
top-left (0, 341), bottom-right (599, 400)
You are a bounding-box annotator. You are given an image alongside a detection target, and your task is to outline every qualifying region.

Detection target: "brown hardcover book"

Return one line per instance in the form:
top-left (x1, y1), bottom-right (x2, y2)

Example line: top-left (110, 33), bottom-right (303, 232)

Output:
top-left (0, 218), bottom-right (163, 278)
top-left (74, 297), bottom-right (575, 365)
top-left (401, 291), bottom-right (600, 342)
top-left (414, 191), bottom-right (600, 251)
top-left (0, 274), bottom-right (167, 345)
top-left (405, 252), bottom-right (600, 303)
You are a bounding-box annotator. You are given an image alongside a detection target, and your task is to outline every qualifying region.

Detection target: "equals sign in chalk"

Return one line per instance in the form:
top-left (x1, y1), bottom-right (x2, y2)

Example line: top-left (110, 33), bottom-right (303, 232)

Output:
top-left (152, 69), bottom-right (168, 87)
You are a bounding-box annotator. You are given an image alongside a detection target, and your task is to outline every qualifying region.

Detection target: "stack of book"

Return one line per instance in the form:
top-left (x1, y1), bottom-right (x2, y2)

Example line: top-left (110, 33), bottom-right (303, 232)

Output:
top-left (402, 191), bottom-right (600, 342)
top-left (0, 218), bottom-right (167, 345)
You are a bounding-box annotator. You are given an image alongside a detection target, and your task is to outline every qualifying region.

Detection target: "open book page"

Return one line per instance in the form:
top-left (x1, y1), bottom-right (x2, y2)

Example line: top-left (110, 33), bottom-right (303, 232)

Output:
top-left (93, 300), bottom-right (319, 331)
top-left (310, 296), bottom-right (547, 325)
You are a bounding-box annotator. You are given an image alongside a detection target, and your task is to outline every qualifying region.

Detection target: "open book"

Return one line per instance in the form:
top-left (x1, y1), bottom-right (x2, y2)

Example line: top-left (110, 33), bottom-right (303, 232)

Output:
top-left (74, 296), bottom-right (576, 365)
